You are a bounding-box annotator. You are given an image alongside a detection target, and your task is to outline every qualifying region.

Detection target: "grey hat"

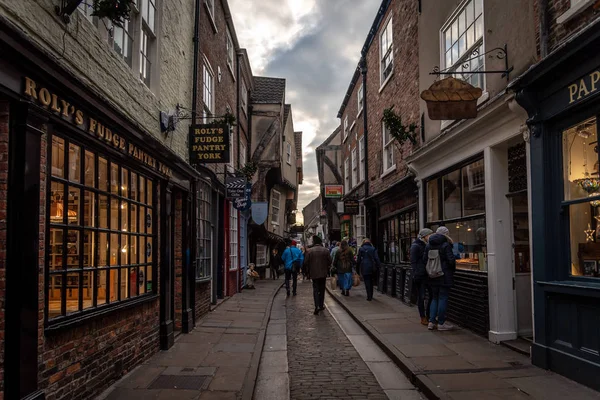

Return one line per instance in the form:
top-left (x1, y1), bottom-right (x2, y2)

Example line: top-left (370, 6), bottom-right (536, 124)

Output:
top-left (436, 226), bottom-right (450, 236)
top-left (418, 228), bottom-right (433, 239)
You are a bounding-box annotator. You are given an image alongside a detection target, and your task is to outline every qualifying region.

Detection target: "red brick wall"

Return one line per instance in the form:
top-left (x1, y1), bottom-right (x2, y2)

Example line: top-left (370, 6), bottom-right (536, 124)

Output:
top-left (174, 194), bottom-right (183, 333)
top-left (195, 281), bottom-right (211, 320)
top-left (542, 0), bottom-right (600, 55)
top-left (0, 101), bottom-right (9, 400)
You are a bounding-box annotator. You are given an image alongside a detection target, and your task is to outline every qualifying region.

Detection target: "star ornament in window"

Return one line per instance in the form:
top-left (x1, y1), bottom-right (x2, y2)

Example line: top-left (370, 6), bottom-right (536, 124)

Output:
top-left (585, 224), bottom-right (595, 242)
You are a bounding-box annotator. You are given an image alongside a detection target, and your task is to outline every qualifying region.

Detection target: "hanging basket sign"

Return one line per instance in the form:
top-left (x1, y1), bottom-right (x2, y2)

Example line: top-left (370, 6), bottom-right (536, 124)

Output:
top-left (421, 77), bottom-right (482, 120)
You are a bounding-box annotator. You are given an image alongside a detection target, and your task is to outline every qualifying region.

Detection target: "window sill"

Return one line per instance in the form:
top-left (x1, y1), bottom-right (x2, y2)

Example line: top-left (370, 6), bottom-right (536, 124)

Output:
top-left (205, 4), bottom-right (218, 33)
top-left (229, 268), bottom-right (239, 272)
top-left (379, 70), bottom-right (394, 93)
top-left (196, 277), bottom-right (212, 283)
top-left (45, 293), bottom-right (159, 335)
top-left (537, 280), bottom-right (600, 298)
top-left (380, 165), bottom-right (397, 178)
top-left (557, 0), bottom-right (596, 24)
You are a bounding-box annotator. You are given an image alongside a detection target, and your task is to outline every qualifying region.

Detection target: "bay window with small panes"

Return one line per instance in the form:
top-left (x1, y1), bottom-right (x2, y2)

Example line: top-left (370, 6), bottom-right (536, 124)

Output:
top-left (381, 209), bottom-right (417, 265)
top-left (47, 135), bottom-right (156, 321)
top-left (425, 157), bottom-right (487, 271)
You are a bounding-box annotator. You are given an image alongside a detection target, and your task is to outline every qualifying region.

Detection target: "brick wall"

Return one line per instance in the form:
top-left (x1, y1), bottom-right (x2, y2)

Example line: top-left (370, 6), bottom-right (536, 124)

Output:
top-left (195, 281), bottom-right (211, 320)
top-left (542, 0), bottom-right (600, 54)
top-left (0, 101), bottom-right (8, 400)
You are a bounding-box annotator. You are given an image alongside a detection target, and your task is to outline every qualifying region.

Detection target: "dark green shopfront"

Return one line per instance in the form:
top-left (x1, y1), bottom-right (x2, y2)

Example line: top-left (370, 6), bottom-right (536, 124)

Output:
top-left (513, 22), bottom-right (600, 391)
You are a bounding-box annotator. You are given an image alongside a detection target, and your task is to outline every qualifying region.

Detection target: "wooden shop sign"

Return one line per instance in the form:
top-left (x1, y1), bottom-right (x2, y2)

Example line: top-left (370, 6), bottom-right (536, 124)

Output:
top-left (421, 77), bottom-right (482, 120)
top-left (189, 124), bottom-right (230, 164)
top-left (343, 199), bottom-right (359, 215)
top-left (22, 77), bottom-right (172, 178)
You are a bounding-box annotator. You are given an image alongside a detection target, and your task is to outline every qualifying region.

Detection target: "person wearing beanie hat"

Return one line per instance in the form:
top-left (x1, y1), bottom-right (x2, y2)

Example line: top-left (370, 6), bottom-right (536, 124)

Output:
top-left (411, 228), bottom-right (434, 325)
top-left (423, 227), bottom-right (456, 331)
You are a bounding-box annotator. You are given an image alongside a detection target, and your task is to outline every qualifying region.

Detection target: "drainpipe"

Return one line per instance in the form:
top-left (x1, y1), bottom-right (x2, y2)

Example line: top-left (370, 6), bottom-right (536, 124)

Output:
top-left (237, 52), bottom-right (241, 168)
top-left (191, 0), bottom-right (200, 125)
top-left (360, 56), bottom-right (369, 198)
top-left (539, 0), bottom-right (549, 58)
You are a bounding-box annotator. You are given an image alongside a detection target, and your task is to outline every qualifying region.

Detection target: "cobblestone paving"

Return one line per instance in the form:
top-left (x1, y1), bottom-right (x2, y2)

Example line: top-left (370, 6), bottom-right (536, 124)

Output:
top-left (286, 281), bottom-right (387, 400)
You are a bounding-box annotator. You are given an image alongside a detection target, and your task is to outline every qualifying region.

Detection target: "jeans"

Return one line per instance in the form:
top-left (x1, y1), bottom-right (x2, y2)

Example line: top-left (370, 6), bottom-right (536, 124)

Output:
top-left (270, 265), bottom-right (278, 280)
top-left (338, 272), bottom-right (352, 290)
top-left (363, 274), bottom-right (374, 300)
top-left (429, 286), bottom-right (449, 324)
top-left (312, 278), bottom-right (326, 309)
top-left (416, 281), bottom-right (433, 318)
top-left (284, 269), bottom-right (298, 294)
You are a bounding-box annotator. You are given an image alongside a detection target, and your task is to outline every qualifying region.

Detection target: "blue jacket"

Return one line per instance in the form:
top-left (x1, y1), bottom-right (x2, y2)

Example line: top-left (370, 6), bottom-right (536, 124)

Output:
top-left (281, 246), bottom-right (304, 270)
top-left (422, 234), bottom-right (456, 287)
top-left (356, 243), bottom-right (380, 276)
top-left (410, 238), bottom-right (428, 282)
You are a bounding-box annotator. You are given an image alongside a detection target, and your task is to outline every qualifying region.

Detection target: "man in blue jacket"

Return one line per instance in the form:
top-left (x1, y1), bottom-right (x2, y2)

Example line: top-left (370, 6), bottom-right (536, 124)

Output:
top-left (281, 238), bottom-right (304, 296)
top-left (356, 238), bottom-right (380, 301)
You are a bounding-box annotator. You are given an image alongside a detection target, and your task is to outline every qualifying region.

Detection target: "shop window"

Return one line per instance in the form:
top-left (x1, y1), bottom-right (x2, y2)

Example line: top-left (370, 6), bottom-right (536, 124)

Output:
top-left (196, 180), bottom-right (212, 280)
top-left (426, 157), bottom-right (487, 271)
top-left (271, 190), bottom-right (281, 225)
top-left (256, 244), bottom-right (267, 266)
top-left (442, 0), bottom-right (484, 89)
top-left (381, 209), bottom-right (417, 265)
top-left (229, 204), bottom-right (238, 270)
top-left (563, 117), bottom-right (600, 279)
top-left (48, 134), bottom-right (155, 321)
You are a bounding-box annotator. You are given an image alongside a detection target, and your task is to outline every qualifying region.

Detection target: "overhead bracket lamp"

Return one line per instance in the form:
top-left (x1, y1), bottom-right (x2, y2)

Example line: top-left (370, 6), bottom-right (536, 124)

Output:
top-left (160, 103), bottom-right (192, 134)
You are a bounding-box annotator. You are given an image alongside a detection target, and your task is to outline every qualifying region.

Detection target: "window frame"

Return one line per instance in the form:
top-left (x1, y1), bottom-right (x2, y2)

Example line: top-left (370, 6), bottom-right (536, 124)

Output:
top-left (108, 19), bottom-right (134, 67)
top-left (202, 62), bottom-right (215, 122)
top-left (354, 204), bottom-right (366, 245)
top-left (382, 123), bottom-right (395, 173)
top-left (195, 180), bottom-right (213, 281)
top-left (344, 158), bottom-right (351, 194)
top-left (380, 16), bottom-right (394, 88)
top-left (229, 204), bottom-right (238, 271)
top-left (256, 244), bottom-right (268, 266)
top-left (77, 2), bottom-right (97, 25)
top-left (359, 136), bottom-right (365, 182)
top-left (271, 190), bottom-right (281, 225)
top-left (343, 116), bottom-right (349, 142)
top-left (357, 84), bottom-right (364, 115)
top-left (241, 80), bottom-right (248, 115)
top-left (352, 148), bottom-right (358, 188)
top-left (286, 142), bottom-right (292, 165)
top-left (46, 133), bottom-right (157, 326)
top-left (440, 0), bottom-right (485, 90)
top-left (226, 28), bottom-right (235, 75)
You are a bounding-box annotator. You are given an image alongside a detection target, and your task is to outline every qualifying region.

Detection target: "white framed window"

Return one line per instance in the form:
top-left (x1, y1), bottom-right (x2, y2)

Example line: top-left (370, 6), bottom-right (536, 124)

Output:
top-left (140, 0), bottom-right (156, 33)
top-left (383, 123), bottom-right (395, 172)
top-left (229, 126), bottom-right (234, 169)
top-left (202, 64), bottom-right (214, 122)
top-left (442, 0), bottom-right (484, 88)
top-left (344, 158), bottom-right (350, 193)
top-left (108, 20), bottom-right (134, 67)
top-left (77, 2), bottom-right (96, 24)
top-left (380, 17), bottom-right (394, 86)
top-left (139, 30), bottom-right (152, 87)
top-left (205, 0), bottom-right (215, 20)
top-left (229, 204), bottom-right (238, 270)
top-left (351, 149), bottom-right (357, 187)
top-left (196, 180), bottom-right (213, 280)
top-left (139, 0), bottom-right (156, 88)
top-left (226, 28), bottom-right (235, 73)
top-left (343, 116), bottom-right (349, 141)
top-left (286, 142), bottom-right (292, 165)
top-left (271, 190), bottom-right (281, 225)
top-left (256, 244), bottom-right (268, 266)
top-left (354, 205), bottom-right (366, 245)
top-left (357, 84), bottom-right (364, 115)
top-left (359, 136), bottom-right (365, 182)
top-left (241, 80), bottom-right (248, 114)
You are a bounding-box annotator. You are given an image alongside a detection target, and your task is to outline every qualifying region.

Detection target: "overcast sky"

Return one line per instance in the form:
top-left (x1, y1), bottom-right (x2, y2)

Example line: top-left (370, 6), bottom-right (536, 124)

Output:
top-left (229, 0), bottom-right (381, 218)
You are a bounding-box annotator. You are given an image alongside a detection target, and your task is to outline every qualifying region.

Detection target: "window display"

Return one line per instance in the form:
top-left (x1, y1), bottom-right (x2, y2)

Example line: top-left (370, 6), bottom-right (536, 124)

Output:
top-left (381, 208), bottom-right (417, 264)
top-left (563, 117), bottom-right (600, 278)
top-left (195, 180), bottom-right (212, 280)
top-left (48, 134), bottom-right (155, 320)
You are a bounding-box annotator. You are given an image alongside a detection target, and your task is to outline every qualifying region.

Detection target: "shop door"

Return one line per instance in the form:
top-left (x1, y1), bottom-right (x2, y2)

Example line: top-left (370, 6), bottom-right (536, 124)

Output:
top-left (511, 192), bottom-right (533, 337)
top-left (159, 185), bottom-right (175, 349)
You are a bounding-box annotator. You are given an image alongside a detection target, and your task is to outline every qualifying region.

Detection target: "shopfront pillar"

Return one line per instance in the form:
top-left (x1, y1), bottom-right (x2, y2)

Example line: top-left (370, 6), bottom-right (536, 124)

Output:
top-left (484, 146), bottom-right (517, 343)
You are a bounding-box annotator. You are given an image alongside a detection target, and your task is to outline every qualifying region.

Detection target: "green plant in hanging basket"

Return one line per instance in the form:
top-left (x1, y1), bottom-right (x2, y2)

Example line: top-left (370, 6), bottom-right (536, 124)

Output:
top-left (382, 108), bottom-right (418, 146)
top-left (239, 161), bottom-right (258, 180)
top-left (91, 0), bottom-right (134, 25)
top-left (214, 112), bottom-right (237, 126)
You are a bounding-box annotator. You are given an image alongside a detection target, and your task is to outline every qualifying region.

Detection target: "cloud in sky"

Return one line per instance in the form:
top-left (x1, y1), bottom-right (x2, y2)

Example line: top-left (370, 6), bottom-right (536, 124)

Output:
top-left (229, 0), bottom-right (381, 212)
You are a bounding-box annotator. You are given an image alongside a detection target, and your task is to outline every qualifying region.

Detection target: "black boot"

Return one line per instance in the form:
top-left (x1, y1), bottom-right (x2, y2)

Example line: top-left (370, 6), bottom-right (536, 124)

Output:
top-left (314, 308), bottom-right (319, 315)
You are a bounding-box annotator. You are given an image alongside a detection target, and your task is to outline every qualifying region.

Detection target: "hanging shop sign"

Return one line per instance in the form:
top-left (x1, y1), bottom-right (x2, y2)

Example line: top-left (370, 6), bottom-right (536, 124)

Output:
top-left (226, 176), bottom-right (247, 199)
top-left (22, 77), bottom-right (173, 178)
top-left (251, 202), bottom-right (269, 225)
top-left (325, 185), bottom-right (344, 198)
top-left (233, 183), bottom-right (252, 211)
top-left (189, 124), bottom-right (230, 164)
top-left (343, 199), bottom-right (359, 215)
top-left (420, 77), bottom-right (483, 120)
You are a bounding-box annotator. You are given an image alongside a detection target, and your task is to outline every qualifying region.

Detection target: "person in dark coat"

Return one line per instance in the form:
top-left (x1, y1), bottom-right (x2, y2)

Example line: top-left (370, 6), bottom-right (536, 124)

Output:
top-left (269, 248), bottom-right (282, 280)
top-left (423, 226), bottom-right (456, 331)
top-left (304, 235), bottom-right (332, 315)
top-left (356, 238), bottom-right (381, 301)
top-left (410, 228), bottom-right (434, 326)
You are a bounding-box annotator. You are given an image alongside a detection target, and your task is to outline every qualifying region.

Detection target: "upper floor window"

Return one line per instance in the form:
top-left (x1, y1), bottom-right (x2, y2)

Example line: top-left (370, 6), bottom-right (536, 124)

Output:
top-left (442, 0), bottom-right (484, 88)
top-left (357, 84), bottom-right (364, 115)
top-left (344, 158), bottom-right (351, 193)
top-left (286, 142), bottom-right (292, 165)
top-left (352, 148), bottom-right (358, 187)
top-left (109, 20), bottom-right (133, 67)
top-left (139, 0), bottom-right (156, 87)
top-left (203, 64), bottom-right (214, 121)
top-left (359, 136), bottom-right (365, 182)
top-left (271, 190), bottom-right (281, 225)
top-left (205, 0), bottom-right (215, 19)
top-left (140, 0), bottom-right (156, 33)
top-left (140, 31), bottom-right (152, 86)
top-left (227, 29), bottom-right (235, 73)
top-left (343, 116), bottom-right (349, 141)
top-left (77, 2), bottom-right (96, 24)
top-left (383, 123), bottom-right (395, 172)
top-left (241, 80), bottom-right (248, 114)
top-left (380, 17), bottom-right (393, 85)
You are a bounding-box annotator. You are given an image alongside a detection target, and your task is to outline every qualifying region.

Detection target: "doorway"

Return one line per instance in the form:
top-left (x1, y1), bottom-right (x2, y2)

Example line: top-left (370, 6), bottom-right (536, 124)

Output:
top-left (511, 191), bottom-right (533, 337)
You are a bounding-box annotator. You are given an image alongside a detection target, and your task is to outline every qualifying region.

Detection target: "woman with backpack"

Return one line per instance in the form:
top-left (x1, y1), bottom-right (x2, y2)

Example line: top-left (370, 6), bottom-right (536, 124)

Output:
top-left (333, 239), bottom-right (354, 296)
top-left (423, 226), bottom-right (456, 331)
top-left (356, 238), bottom-right (380, 301)
top-left (410, 228), bottom-right (434, 326)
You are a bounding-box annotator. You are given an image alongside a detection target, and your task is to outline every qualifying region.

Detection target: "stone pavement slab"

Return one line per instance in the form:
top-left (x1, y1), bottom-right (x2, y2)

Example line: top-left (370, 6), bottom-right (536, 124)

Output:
top-left (97, 279), bottom-right (282, 400)
top-left (326, 286), bottom-right (599, 400)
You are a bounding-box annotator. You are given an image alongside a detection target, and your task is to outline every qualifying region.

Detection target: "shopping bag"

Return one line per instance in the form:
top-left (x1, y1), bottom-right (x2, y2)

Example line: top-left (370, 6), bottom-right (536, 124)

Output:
top-left (352, 273), bottom-right (361, 287)
top-left (329, 276), bottom-right (337, 290)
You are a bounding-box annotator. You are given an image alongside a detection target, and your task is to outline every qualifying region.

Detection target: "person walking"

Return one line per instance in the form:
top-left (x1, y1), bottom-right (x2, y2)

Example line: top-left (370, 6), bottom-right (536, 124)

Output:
top-left (423, 226), bottom-right (456, 331)
top-left (304, 235), bottom-right (332, 315)
top-left (281, 238), bottom-right (304, 297)
top-left (356, 238), bottom-right (380, 301)
top-left (410, 228), bottom-right (434, 325)
top-left (269, 248), bottom-right (281, 280)
top-left (332, 239), bottom-right (354, 296)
